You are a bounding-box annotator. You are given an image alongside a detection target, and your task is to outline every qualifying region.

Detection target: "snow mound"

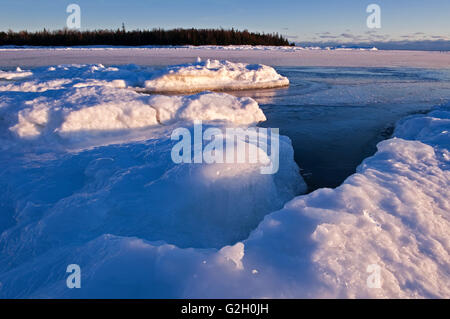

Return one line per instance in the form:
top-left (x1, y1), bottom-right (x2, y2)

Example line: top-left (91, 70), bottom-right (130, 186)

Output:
top-left (143, 59), bottom-right (289, 93)
top-left (148, 91), bottom-right (266, 125)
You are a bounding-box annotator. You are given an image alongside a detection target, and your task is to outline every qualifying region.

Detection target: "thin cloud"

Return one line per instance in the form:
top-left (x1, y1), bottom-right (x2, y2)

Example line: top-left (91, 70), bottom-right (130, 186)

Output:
top-left (296, 39), bottom-right (450, 51)
top-left (319, 35), bottom-right (339, 39)
top-left (304, 31), bottom-right (448, 44)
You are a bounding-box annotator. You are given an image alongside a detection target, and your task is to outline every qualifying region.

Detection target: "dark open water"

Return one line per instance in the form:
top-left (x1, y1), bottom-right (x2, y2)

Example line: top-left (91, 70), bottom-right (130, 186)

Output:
top-left (230, 67), bottom-right (450, 191)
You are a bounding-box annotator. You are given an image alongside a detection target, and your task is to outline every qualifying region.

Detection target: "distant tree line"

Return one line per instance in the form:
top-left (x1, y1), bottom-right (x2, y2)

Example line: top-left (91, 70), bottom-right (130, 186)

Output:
top-left (0, 28), bottom-right (293, 46)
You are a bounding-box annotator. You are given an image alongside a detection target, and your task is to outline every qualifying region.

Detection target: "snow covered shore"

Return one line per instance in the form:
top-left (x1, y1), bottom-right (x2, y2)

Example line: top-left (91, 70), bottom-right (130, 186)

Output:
top-left (0, 62), bottom-right (449, 298)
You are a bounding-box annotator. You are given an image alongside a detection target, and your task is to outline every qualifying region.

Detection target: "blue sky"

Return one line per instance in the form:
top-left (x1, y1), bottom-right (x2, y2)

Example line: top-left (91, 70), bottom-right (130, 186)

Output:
top-left (1, 0), bottom-right (449, 45)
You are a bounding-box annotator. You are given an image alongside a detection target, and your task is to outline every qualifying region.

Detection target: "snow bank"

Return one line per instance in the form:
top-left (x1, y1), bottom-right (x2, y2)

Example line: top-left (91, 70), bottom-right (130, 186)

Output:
top-left (1, 63), bottom-right (267, 145)
top-left (143, 59), bottom-right (289, 92)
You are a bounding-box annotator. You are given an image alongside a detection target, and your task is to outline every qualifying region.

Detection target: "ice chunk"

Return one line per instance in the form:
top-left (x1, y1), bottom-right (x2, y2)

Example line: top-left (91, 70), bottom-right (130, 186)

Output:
top-left (218, 242), bottom-right (245, 270)
top-left (58, 99), bottom-right (159, 134)
top-left (148, 91), bottom-right (266, 125)
top-left (143, 59), bottom-right (289, 93)
top-left (0, 67), bottom-right (33, 80)
top-left (9, 104), bottom-right (50, 138)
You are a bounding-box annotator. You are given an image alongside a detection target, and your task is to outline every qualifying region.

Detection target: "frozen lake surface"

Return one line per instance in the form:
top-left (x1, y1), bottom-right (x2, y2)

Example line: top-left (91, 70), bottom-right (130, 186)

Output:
top-left (1, 46), bottom-right (449, 68)
top-left (0, 48), bottom-right (449, 298)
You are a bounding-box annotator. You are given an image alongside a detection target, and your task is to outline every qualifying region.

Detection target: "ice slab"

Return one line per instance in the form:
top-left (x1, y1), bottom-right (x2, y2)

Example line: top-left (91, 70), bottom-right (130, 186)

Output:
top-left (143, 59), bottom-right (289, 93)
